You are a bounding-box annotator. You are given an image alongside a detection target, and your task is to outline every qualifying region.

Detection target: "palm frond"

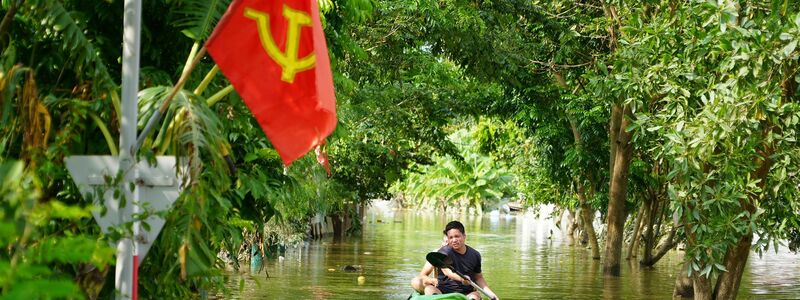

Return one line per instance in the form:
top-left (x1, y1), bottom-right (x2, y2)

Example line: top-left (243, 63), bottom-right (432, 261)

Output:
top-left (173, 0), bottom-right (232, 41)
top-left (25, 0), bottom-right (117, 94)
top-left (139, 88), bottom-right (232, 295)
top-left (137, 85), bottom-right (229, 184)
top-left (171, 89), bottom-right (229, 181)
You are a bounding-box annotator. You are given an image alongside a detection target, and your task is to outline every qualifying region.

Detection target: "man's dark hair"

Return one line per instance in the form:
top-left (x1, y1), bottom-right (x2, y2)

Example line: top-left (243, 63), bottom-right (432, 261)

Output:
top-left (443, 221), bottom-right (465, 235)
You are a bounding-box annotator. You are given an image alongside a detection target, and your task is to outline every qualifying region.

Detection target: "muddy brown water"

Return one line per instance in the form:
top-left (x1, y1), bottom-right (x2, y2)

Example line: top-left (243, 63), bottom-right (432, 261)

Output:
top-left (226, 205), bottom-right (800, 299)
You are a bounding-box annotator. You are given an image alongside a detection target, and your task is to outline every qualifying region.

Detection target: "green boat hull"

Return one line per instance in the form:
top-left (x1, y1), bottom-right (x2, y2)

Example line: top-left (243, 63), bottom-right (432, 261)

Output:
top-left (407, 291), bottom-right (469, 300)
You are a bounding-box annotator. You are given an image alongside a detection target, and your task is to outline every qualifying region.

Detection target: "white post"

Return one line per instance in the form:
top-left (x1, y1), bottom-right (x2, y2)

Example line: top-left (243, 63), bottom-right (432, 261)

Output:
top-left (119, 0), bottom-right (141, 299)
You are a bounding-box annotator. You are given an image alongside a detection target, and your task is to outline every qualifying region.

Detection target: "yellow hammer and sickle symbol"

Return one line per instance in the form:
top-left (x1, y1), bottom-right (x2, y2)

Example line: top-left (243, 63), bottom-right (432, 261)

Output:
top-left (244, 6), bottom-right (316, 83)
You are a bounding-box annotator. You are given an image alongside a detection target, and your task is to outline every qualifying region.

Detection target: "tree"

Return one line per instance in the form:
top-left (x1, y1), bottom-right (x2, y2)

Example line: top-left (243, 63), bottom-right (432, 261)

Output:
top-left (606, 1), bottom-right (800, 298)
top-left (396, 123), bottom-right (514, 215)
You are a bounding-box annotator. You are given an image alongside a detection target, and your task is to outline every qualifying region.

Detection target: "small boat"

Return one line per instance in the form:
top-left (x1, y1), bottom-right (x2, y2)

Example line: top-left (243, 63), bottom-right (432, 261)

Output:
top-left (407, 291), bottom-right (468, 300)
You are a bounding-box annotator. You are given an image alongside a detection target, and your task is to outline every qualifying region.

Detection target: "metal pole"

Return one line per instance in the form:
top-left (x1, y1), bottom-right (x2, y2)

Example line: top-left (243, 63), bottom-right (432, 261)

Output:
top-left (119, 0), bottom-right (141, 299)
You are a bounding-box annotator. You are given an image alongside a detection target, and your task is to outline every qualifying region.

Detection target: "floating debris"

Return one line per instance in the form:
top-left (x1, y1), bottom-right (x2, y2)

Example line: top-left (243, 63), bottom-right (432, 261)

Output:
top-left (342, 265), bottom-right (362, 272)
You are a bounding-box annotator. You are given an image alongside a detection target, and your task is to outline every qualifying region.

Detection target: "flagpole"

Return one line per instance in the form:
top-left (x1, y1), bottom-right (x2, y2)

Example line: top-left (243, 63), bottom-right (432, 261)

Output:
top-left (120, 0), bottom-right (141, 299)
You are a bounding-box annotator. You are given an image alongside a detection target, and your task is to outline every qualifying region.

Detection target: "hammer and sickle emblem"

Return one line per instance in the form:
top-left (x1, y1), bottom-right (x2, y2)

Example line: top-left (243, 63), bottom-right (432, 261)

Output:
top-left (244, 6), bottom-right (316, 83)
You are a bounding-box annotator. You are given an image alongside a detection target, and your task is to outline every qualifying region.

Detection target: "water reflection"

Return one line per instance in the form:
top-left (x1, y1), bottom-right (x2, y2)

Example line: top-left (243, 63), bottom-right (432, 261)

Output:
top-left (226, 204), bottom-right (800, 299)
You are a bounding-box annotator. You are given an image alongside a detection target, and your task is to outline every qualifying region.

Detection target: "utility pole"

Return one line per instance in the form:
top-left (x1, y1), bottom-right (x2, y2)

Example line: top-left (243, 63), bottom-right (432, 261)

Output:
top-left (117, 0), bottom-right (141, 298)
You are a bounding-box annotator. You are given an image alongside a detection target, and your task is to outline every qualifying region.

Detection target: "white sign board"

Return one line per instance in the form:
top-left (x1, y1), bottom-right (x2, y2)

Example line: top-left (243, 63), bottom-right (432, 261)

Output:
top-left (66, 155), bottom-right (186, 259)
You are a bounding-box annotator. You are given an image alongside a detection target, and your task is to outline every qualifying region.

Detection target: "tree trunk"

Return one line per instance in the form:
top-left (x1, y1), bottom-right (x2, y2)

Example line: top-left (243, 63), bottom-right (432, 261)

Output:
top-left (609, 104), bottom-right (622, 175)
top-left (604, 104), bottom-right (634, 276)
top-left (331, 214), bottom-right (344, 238)
top-left (567, 115), bottom-right (601, 259)
top-left (693, 272), bottom-right (713, 300)
top-left (713, 233), bottom-right (752, 300)
top-left (577, 182), bottom-right (600, 259)
top-left (641, 195), bottom-right (656, 260)
top-left (673, 266), bottom-right (694, 298)
top-left (555, 207), bottom-right (566, 232)
top-left (639, 225), bottom-right (678, 267)
top-left (626, 205), bottom-right (645, 260)
top-left (640, 190), bottom-right (679, 267)
top-left (712, 118), bottom-right (772, 298)
top-left (711, 142), bottom-right (764, 298)
top-left (566, 208), bottom-right (578, 244)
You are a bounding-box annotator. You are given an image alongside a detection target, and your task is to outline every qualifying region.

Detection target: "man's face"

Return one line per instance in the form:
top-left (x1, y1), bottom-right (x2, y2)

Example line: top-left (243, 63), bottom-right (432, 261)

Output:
top-left (445, 228), bottom-right (465, 251)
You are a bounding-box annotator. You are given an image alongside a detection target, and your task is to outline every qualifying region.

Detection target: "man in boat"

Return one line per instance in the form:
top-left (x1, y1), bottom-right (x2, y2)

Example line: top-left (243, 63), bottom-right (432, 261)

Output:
top-left (411, 221), bottom-right (499, 300)
top-left (410, 236), bottom-right (446, 295)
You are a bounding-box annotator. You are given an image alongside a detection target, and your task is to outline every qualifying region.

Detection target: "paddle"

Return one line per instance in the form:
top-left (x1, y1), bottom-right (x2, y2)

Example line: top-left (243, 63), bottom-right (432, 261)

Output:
top-left (426, 252), bottom-right (497, 300)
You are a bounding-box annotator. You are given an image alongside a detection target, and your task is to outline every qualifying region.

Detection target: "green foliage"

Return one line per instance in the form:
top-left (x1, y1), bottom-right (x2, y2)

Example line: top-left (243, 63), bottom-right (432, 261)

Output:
top-left (21, 0), bottom-right (117, 95)
top-left (4, 0), bottom-right (800, 298)
top-left (603, 1), bottom-right (800, 277)
top-left (471, 117), bottom-right (544, 207)
top-left (394, 122), bottom-right (515, 214)
top-left (171, 0), bottom-right (231, 41)
top-left (325, 3), bottom-right (509, 203)
top-left (0, 161), bottom-right (114, 299)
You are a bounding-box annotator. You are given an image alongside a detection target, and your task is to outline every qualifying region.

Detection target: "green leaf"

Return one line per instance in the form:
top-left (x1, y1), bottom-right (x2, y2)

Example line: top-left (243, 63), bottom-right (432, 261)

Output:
top-left (47, 201), bottom-right (92, 220)
top-left (0, 222), bottom-right (16, 244)
top-left (174, 0), bottom-right (231, 41)
top-left (783, 40), bottom-right (797, 57)
top-left (141, 220), bottom-right (151, 232)
top-left (30, 0), bottom-right (117, 92)
top-left (0, 161), bottom-right (23, 189)
top-left (647, 125), bottom-right (662, 132)
top-left (701, 264), bottom-right (712, 276)
top-left (714, 263), bottom-right (728, 272)
top-left (2, 280), bottom-right (83, 299)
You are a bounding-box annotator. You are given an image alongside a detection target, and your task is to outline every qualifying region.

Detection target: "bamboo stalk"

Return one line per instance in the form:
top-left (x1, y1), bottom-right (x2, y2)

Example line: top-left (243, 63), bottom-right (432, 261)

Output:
top-left (194, 65), bottom-right (219, 96)
top-left (206, 85), bottom-right (234, 107)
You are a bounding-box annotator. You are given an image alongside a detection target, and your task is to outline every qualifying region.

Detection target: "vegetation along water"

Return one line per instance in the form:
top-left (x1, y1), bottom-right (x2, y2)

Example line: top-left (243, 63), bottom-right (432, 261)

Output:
top-left (2, 0), bottom-right (800, 299)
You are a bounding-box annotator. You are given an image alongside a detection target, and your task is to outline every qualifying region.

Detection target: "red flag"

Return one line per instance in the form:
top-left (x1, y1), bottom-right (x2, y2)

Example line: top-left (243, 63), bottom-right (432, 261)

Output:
top-left (206, 0), bottom-right (337, 166)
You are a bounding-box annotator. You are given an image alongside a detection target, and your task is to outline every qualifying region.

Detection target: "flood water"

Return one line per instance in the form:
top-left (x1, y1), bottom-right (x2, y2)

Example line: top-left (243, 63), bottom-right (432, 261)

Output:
top-left (226, 203), bottom-right (800, 299)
